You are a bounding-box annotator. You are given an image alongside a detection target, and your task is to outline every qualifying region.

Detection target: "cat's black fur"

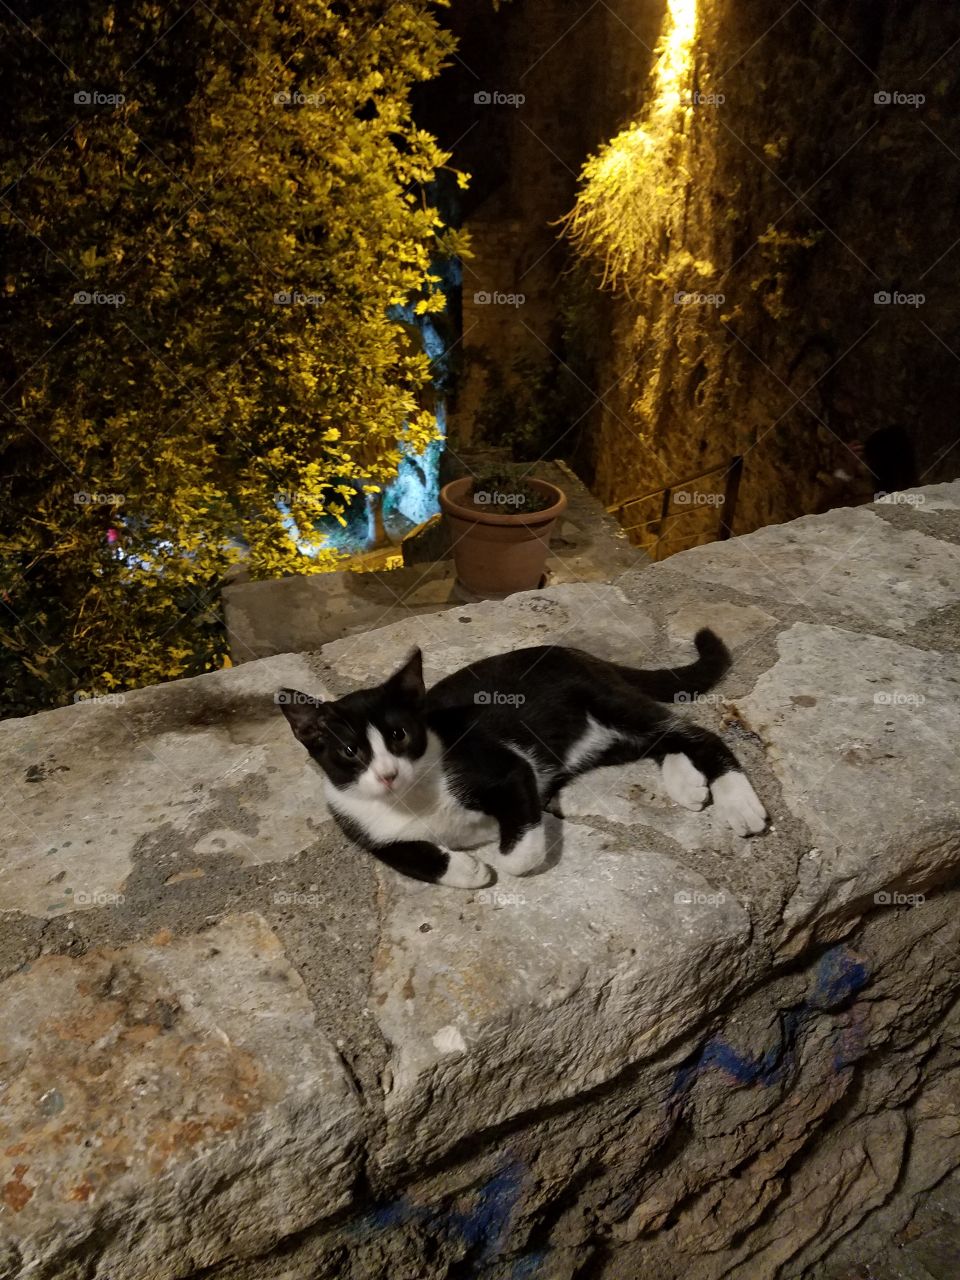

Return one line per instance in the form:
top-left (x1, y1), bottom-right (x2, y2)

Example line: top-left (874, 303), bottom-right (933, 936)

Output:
top-left (278, 630), bottom-right (767, 888)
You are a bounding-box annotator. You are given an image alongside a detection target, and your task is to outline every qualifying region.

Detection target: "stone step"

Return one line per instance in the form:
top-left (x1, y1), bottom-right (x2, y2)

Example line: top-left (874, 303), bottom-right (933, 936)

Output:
top-left (223, 456), bottom-right (646, 663)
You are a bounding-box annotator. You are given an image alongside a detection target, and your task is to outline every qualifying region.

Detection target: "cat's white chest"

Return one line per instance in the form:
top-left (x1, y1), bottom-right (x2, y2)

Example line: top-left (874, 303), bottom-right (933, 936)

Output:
top-left (326, 771), bottom-right (497, 851)
top-left (422, 780), bottom-right (497, 849)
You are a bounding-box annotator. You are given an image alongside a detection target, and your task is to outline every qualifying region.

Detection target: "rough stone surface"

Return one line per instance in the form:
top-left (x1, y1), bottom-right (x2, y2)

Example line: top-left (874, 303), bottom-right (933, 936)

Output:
top-left (740, 622), bottom-right (960, 955)
top-left (2, 485), bottom-right (960, 1280)
top-left (0, 914), bottom-right (360, 1280)
top-left (373, 820), bottom-right (750, 1175)
top-left (0, 655), bottom-right (334, 920)
top-left (223, 560), bottom-right (459, 664)
top-left (666, 505), bottom-right (960, 633)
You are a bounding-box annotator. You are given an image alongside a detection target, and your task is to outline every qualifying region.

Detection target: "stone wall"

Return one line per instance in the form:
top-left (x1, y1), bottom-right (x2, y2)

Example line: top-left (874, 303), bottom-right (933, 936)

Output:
top-left (2, 483), bottom-right (959, 1279)
top-left (441, 0), bottom-right (661, 453)
top-left (571, 0), bottom-right (960, 543)
top-left (443, 0), bottom-right (960, 552)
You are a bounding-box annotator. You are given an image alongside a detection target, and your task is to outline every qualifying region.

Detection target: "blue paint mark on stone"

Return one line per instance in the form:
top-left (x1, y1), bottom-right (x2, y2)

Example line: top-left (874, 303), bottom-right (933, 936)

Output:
top-left (674, 1030), bottom-right (784, 1092)
top-left (449, 1158), bottom-right (526, 1259)
top-left (808, 945), bottom-right (870, 1010)
top-left (348, 1195), bottom-right (415, 1235)
top-left (672, 947), bottom-right (872, 1098)
top-left (673, 1008), bottom-right (803, 1094)
top-left (346, 1155), bottom-right (527, 1271)
top-left (510, 1249), bottom-right (548, 1278)
top-left (367, 1197), bottom-right (413, 1232)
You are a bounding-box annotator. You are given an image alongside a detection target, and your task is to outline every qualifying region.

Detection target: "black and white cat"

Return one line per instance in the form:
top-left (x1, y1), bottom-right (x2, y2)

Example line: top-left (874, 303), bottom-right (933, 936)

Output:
top-left (278, 630), bottom-right (767, 888)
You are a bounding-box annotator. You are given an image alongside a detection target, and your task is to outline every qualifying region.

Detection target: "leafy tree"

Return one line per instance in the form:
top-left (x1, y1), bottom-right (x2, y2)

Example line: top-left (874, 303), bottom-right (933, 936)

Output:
top-left (0, 0), bottom-right (466, 714)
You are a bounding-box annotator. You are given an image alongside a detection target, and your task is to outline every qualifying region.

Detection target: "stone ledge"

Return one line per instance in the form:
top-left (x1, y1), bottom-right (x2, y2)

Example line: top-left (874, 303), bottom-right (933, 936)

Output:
top-left (0, 914), bottom-right (360, 1280)
top-left (2, 483), bottom-right (959, 1279)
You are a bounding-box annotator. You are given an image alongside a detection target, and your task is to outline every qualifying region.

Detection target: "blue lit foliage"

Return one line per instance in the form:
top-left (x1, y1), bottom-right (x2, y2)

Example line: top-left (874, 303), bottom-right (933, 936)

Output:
top-left (296, 303), bottom-right (453, 556)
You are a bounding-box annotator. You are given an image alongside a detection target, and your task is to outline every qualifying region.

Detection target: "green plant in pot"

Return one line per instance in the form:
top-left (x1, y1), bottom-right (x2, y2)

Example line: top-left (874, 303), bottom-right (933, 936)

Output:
top-left (439, 464), bottom-right (567, 599)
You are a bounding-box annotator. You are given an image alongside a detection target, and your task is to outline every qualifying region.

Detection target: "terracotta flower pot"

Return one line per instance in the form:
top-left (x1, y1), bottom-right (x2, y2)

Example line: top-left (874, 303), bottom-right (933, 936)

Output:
top-left (439, 476), bottom-right (567, 599)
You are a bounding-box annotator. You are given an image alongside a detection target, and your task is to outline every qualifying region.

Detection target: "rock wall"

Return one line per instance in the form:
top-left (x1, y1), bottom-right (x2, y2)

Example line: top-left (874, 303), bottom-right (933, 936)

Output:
top-left (442, 0), bottom-right (960, 552)
top-left (571, 0), bottom-right (960, 544)
top-left (435, 0), bottom-right (661, 455)
top-left (1, 484), bottom-right (959, 1279)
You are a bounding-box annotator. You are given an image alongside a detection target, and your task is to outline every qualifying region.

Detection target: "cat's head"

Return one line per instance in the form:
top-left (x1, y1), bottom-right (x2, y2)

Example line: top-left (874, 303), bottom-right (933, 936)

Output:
top-left (277, 649), bottom-right (428, 798)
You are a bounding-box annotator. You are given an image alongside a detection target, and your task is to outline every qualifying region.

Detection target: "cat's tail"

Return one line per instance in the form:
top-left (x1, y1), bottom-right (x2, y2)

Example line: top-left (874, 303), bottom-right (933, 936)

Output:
top-left (615, 628), bottom-right (732, 703)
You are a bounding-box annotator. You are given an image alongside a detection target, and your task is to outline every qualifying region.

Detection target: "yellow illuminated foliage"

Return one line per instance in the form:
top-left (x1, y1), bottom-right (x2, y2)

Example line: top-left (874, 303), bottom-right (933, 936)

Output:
top-left (0, 0), bottom-right (466, 712)
top-left (564, 0), bottom-right (699, 291)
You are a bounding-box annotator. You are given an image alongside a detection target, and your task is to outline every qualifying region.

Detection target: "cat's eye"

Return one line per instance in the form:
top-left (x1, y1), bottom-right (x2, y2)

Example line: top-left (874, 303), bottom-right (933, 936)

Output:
top-left (339, 744), bottom-right (356, 759)
top-left (389, 726), bottom-right (407, 744)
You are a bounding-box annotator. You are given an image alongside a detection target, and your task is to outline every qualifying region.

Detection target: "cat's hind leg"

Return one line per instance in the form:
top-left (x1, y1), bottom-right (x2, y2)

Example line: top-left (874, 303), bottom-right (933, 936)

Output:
top-left (586, 690), bottom-right (768, 837)
top-left (660, 751), bottom-right (710, 811)
top-left (708, 770), bottom-right (767, 837)
top-left (656, 724), bottom-right (767, 835)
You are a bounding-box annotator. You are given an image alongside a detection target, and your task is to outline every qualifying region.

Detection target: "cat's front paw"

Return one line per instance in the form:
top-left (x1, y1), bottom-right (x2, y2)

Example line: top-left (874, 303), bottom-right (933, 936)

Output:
top-left (711, 771), bottom-right (767, 836)
top-left (441, 849), bottom-right (494, 889)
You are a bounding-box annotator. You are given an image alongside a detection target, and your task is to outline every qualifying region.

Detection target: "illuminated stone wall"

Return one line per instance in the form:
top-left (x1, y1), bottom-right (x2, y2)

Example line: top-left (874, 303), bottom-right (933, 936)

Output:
top-left (444, 0), bottom-right (662, 454)
top-left (570, 0), bottom-right (960, 546)
top-left (446, 0), bottom-right (960, 552)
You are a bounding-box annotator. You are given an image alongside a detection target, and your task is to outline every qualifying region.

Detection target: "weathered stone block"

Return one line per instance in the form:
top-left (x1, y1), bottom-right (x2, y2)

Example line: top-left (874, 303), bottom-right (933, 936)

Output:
top-left (0, 915), bottom-right (360, 1280)
top-left (2, 484), bottom-right (959, 1279)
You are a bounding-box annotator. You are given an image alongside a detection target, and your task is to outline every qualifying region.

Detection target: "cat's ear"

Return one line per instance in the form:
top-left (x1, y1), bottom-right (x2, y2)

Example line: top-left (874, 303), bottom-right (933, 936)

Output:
top-left (387, 648), bottom-right (425, 701)
top-left (276, 688), bottom-right (325, 745)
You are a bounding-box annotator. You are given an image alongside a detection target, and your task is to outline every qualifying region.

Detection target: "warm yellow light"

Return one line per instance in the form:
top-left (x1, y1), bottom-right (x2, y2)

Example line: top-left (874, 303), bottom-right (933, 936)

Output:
top-left (564, 0), bottom-right (700, 287)
top-left (594, 127), bottom-right (655, 186)
top-left (653, 0), bottom-right (699, 116)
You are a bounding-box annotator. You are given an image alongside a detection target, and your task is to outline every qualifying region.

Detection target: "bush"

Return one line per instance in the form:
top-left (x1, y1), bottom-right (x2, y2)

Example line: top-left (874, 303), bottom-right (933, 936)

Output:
top-left (0, 0), bottom-right (466, 715)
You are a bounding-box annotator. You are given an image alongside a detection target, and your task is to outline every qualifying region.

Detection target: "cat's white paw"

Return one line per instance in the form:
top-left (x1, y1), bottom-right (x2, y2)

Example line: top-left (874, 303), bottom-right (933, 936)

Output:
top-left (492, 825), bottom-right (548, 877)
top-left (711, 771), bottom-right (767, 836)
top-left (440, 850), bottom-right (493, 889)
top-left (661, 753), bottom-right (709, 811)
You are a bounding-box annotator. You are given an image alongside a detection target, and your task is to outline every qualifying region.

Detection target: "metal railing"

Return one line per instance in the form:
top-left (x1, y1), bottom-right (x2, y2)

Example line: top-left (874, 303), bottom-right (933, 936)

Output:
top-left (607, 456), bottom-right (743, 562)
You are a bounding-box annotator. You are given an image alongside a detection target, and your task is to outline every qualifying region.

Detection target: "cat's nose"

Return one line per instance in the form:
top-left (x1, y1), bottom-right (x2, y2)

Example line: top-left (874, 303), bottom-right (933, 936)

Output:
top-left (376, 768), bottom-right (398, 787)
